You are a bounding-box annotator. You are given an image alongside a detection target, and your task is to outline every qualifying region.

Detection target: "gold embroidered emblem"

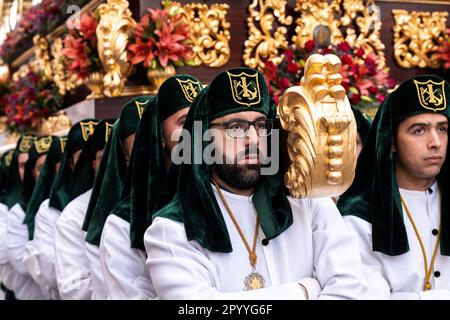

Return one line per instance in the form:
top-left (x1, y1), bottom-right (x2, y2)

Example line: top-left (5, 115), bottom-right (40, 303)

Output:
top-left (226, 71), bottom-right (261, 107)
top-left (4, 151), bottom-right (13, 167)
top-left (414, 79), bottom-right (447, 111)
top-left (135, 100), bottom-right (149, 119)
top-left (18, 135), bottom-right (35, 152)
top-left (80, 121), bottom-right (98, 141)
top-left (176, 78), bottom-right (201, 103)
top-left (35, 136), bottom-right (52, 154)
top-left (59, 136), bottom-right (67, 153)
top-left (105, 122), bottom-right (113, 143)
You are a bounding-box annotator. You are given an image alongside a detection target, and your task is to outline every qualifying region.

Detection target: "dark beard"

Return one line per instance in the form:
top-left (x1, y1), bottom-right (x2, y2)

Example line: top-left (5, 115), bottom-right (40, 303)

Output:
top-left (214, 163), bottom-right (261, 190)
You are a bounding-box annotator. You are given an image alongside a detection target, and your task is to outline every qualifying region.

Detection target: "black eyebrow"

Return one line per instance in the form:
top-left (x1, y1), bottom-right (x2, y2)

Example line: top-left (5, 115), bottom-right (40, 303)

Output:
top-left (407, 123), bottom-right (429, 131)
top-left (225, 116), bottom-right (267, 122)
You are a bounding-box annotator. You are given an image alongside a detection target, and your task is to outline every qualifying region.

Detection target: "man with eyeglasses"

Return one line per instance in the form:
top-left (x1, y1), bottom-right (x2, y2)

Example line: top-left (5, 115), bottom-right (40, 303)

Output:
top-left (144, 67), bottom-right (365, 299)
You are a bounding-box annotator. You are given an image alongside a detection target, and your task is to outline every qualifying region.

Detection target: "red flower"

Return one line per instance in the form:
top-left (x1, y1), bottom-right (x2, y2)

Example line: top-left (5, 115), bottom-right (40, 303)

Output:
top-left (304, 40), bottom-right (316, 52)
top-left (287, 61), bottom-right (299, 74)
top-left (355, 47), bottom-right (365, 58)
top-left (62, 36), bottom-right (91, 79)
top-left (377, 94), bottom-right (386, 102)
top-left (349, 92), bottom-right (361, 105)
top-left (341, 54), bottom-right (353, 66)
top-left (128, 7), bottom-right (193, 69)
top-left (368, 86), bottom-right (379, 94)
top-left (387, 78), bottom-right (397, 89)
top-left (338, 42), bottom-right (350, 52)
top-left (264, 61), bottom-right (278, 80)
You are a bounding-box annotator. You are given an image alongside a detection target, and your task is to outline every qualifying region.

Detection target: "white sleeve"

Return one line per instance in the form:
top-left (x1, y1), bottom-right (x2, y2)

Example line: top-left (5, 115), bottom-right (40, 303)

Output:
top-left (31, 203), bottom-right (61, 296)
top-left (54, 213), bottom-right (93, 300)
top-left (145, 217), bottom-right (318, 300)
top-left (6, 205), bottom-right (29, 275)
top-left (309, 198), bottom-right (367, 300)
top-left (100, 214), bottom-right (156, 300)
top-left (0, 204), bottom-right (8, 283)
top-left (344, 215), bottom-right (395, 300)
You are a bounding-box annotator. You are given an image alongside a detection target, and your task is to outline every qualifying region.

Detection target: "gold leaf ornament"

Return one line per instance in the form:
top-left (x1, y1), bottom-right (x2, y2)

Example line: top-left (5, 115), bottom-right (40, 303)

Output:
top-left (279, 54), bottom-right (357, 198)
top-left (96, 0), bottom-right (136, 97)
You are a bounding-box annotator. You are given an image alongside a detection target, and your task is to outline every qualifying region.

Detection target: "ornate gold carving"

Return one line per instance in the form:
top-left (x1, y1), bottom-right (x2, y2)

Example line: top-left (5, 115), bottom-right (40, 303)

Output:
top-left (291, 0), bottom-right (385, 68)
top-left (51, 38), bottom-right (82, 96)
top-left (33, 35), bottom-right (53, 81)
top-left (278, 54), bottom-right (357, 198)
top-left (168, 2), bottom-right (231, 67)
top-left (96, 0), bottom-right (136, 97)
top-left (147, 64), bottom-right (176, 91)
top-left (39, 111), bottom-right (72, 136)
top-left (86, 70), bottom-right (105, 99)
top-left (393, 9), bottom-right (448, 69)
top-left (244, 0), bottom-right (293, 70)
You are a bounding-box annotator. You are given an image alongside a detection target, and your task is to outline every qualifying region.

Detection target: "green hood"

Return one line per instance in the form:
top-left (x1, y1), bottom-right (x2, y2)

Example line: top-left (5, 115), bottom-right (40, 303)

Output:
top-left (69, 119), bottom-right (116, 202)
top-left (3, 135), bottom-right (36, 209)
top-left (83, 96), bottom-right (151, 246)
top-left (23, 136), bottom-right (65, 239)
top-left (338, 75), bottom-right (450, 256)
top-left (352, 107), bottom-right (372, 143)
top-left (108, 74), bottom-right (202, 250)
top-left (48, 119), bottom-right (98, 211)
top-left (21, 136), bottom-right (53, 211)
top-left (154, 67), bottom-right (293, 253)
top-left (0, 150), bottom-right (15, 205)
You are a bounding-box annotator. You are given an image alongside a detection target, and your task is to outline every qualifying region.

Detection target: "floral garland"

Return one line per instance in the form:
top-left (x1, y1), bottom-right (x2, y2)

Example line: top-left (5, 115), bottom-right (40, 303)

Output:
top-left (62, 12), bottom-right (102, 80)
top-left (127, 2), bottom-right (194, 70)
top-left (4, 70), bottom-right (63, 133)
top-left (0, 0), bottom-right (89, 64)
top-left (264, 40), bottom-right (397, 114)
top-left (437, 28), bottom-right (450, 72)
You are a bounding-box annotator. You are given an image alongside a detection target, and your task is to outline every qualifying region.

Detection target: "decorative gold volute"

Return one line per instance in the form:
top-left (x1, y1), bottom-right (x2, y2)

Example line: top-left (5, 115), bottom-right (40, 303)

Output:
top-left (244, 0), bottom-right (293, 69)
top-left (279, 54), bottom-right (357, 198)
top-left (96, 0), bottom-right (136, 97)
top-left (393, 9), bottom-right (448, 69)
top-left (168, 2), bottom-right (231, 67)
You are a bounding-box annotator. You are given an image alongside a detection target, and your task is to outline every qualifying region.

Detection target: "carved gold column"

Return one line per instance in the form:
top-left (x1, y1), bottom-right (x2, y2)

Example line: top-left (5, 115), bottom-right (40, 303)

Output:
top-left (243, 0), bottom-right (293, 70)
top-left (96, 0), bottom-right (136, 97)
top-left (393, 9), bottom-right (448, 69)
top-left (168, 2), bottom-right (231, 67)
top-left (278, 54), bottom-right (357, 198)
top-left (33, 35), bottom-right (52, 81)
top-left (51, 38), bottom-right (82, 96)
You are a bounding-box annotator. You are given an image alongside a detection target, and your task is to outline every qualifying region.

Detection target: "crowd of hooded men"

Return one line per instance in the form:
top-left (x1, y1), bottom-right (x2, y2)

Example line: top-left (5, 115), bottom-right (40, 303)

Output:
top-left (0, 67), bottom-right (449, 300)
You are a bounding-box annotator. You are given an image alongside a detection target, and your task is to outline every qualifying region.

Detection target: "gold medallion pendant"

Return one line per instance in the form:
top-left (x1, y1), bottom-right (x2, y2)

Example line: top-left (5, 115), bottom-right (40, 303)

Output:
top-left (244, 270), bottom-right (265, 290)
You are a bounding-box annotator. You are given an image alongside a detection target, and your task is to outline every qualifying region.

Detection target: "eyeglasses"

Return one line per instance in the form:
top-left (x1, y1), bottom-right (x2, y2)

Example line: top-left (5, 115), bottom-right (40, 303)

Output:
top-left (210, 119), bottom-right (274, 138)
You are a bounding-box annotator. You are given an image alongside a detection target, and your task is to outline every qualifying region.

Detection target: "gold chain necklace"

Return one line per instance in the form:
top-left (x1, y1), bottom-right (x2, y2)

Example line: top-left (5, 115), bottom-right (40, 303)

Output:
top-left (400, 191), bottom-right (441, 291)
top-left (212, 178), bottom-right (265, 290)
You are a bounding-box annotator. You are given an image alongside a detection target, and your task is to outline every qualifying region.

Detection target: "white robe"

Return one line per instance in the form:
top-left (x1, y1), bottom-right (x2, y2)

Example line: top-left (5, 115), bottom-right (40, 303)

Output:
top-left (145, 185), bottom-right (365, 300)
top-left (99, 214), bottom-right (156, 299)
top-left (0, 202), bottom-right (10, 290)
top-left (344, 181), bottom-right (450, 299)
top-left (54, 189), bottom-right (93, 300)
top-left (22, 199), bottom-right (60, 299)
top-left (5, 203), bottom-right (46, 299)
top-left (85, 241), bottom-right (108, 299)
top-left (23, 199), bottom-right (61, 299)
